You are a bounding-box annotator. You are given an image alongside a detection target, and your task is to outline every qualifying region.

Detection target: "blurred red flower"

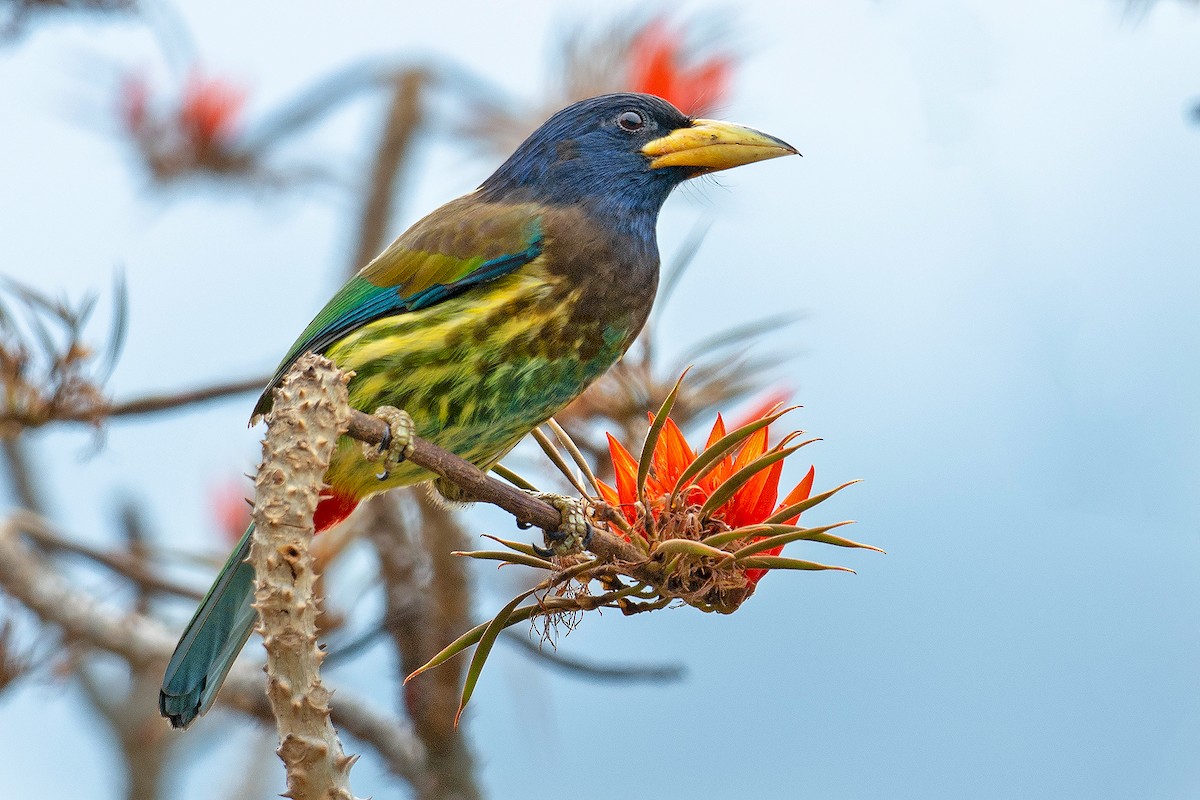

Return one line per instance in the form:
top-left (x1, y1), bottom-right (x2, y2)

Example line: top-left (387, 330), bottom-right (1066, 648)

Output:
top-left (210, 479), bottom-right (251, 545)
top-left (178, 71), bottom-right (246, 152)
top-left (118, 67), bottom-right (250, 182)
top-left (627, 19), bottom-right (731, 116)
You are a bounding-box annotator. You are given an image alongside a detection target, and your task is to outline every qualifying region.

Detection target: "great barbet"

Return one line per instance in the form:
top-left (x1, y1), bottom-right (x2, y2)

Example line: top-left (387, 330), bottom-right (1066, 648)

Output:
top-left (160, 92), bottom-right (797, 728)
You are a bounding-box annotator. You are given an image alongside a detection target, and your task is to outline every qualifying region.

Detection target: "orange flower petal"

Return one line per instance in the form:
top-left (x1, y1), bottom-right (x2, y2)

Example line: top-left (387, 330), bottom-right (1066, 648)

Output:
top-left (596, 479), bottom-right (620, 508)
top-left (698, 414), bottom-right (737, 493)
top-left (628, 19), bottom-right (676, 102)
top-left (606, 433), bottom-right (641, 520)
top-left (731, 424), bottom-right (768, 473)
top-left (686, 59), bottom-right (732, 114)
top-left (726, 457), bottom-right (784, 529)
top-left (180, 72), bottom-right (245, 148)
top-left (626, 19), bottom-right (731, 116)
top-left (776, 466), bottom-right (816, 525)
top-left (644, 412), bottom-right (667, 498)
top-left (704, 413), bottom-right (727, 450)
top-left (743, 466), bottom-right (816, 586)
top-left (658, 417), bottom-right (696, 488)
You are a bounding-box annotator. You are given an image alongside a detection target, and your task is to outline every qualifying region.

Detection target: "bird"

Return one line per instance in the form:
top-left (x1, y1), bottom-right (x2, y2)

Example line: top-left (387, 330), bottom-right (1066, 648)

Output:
top-left (159, 92), bottom-right (797, 728)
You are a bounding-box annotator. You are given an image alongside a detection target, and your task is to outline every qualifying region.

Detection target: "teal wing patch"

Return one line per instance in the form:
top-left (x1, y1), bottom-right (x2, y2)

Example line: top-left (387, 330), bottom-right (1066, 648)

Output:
top-left (252, 222), bottom-right (544, 418)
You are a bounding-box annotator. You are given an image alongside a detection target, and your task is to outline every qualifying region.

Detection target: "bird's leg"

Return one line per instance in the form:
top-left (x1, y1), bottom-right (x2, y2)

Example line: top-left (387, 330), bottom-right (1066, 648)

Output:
top-left (363, 406), bottom-right (415, 480)
top-left (529, 493), bottom-right (593, 558)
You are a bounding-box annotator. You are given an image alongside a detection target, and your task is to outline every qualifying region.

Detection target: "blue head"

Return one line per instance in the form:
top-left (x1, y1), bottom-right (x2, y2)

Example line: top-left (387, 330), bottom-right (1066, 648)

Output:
top-left (478, 93), bottom-right (798, 235)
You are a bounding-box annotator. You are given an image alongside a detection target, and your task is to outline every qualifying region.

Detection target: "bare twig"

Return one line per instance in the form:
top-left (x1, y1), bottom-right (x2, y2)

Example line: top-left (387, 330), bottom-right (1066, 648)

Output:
top-left (0, 374), bottom-right (268, 430)
top-left (19, 516), bottom-right (204, 601)
top-left (0, 0), bottom-right (136, 41)
top-left (250, 354), bottom-right (359, 800)
top-left (503, 632), bottom-right (685, 683)
top-left (72, 501), bottom-right (173, 800)
top-left (0, 613), bottom-right (32, 692)
top-left (0, 278), bottom-right (121, 436)
top-left (106, 375), bottom-right (267, 418)
top-left (77, 658), bottom-right (173, 800)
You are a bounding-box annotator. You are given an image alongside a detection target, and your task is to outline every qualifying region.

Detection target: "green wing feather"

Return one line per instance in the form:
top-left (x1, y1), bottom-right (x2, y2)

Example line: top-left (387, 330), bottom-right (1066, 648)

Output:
top-left (253, 200), bottom-right (544, 418)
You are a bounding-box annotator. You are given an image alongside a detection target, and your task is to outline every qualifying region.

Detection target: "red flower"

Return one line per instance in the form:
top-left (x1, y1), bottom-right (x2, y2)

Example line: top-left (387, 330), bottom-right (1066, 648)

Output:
top-left (627, 18), bottom-right (731, 116)
top-left (178, 71), bottom-right (245, 152)
top-left (118, 67), bottom-right (249, 181)
top-left (729, 386), bottom-right (793, 432)
top-left (599, 408), bottom-right (816, 588)
top-left (210, 479), bottom-right (252, 545)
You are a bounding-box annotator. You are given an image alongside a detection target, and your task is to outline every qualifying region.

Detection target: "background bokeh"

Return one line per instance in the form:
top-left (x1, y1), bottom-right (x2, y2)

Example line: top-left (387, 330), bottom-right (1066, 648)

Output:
top-left (2, 0), bottom-right (1198, 798)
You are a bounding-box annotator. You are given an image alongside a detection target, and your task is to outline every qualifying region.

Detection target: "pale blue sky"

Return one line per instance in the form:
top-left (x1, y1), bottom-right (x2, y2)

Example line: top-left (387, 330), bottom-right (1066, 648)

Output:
top-left (2, 1), bottom-right (1199, 798)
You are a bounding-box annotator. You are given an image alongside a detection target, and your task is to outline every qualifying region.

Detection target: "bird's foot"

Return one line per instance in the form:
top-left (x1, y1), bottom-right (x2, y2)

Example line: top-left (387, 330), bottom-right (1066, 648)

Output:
top-left (529, 493), bottom-right (593, 558)
top-left (363, 406), bottom-right (415, 480)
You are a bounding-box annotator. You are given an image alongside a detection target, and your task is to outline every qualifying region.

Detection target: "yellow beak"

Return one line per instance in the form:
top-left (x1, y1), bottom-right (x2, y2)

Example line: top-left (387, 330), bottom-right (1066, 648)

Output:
top-left (642, 118), bottom-right (799, 174)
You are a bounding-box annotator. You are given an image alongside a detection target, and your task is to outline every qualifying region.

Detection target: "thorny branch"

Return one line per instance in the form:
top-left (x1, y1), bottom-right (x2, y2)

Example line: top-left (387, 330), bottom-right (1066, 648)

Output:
top-left (250, 355), bottom-right (359, 800)
top-left (103, 375), bottom-right (268, 419)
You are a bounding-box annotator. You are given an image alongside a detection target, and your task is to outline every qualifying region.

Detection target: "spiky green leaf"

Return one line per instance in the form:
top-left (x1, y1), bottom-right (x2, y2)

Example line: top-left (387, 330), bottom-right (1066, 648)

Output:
top-left (490, 464), bottom-right (538, 491)
top-left (637, 370), bottom-right (689, 504)
top-left (698, 441), bottom-right (816, 519)
top-left (763, 480), bottom-right (861, 524)
top-left (651, 539), bottom-right (732, 561)
top-left (730, 521), bottom-right (880, 560)
top-left (456, 590), bottom-right (537, 725)
top-left (479, 534), bottom-right (540, 557)
top-left (737, 556), bottom-right (855, 573)
top-left (454, 550), bottom-right (558, 570)
top-left (669, 409), bottom-right (795, 503)
top-left (700, 523), bottom-right (807, 548)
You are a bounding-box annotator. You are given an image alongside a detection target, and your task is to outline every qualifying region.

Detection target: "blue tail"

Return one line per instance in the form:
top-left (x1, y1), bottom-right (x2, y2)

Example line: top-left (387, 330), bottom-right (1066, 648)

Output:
top-left (159, 524), bottom-right (257, 729)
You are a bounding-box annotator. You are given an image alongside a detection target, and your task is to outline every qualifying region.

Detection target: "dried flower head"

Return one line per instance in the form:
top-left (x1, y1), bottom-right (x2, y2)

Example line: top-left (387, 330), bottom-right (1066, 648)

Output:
top-left (464, 14), bottom-right (737, 155)
top-left (627, 18), bottom-right (731, 116)
top-left (0, 279), bottom-right (125, 436)
top-left (120, 68), bottom-right (255, 183)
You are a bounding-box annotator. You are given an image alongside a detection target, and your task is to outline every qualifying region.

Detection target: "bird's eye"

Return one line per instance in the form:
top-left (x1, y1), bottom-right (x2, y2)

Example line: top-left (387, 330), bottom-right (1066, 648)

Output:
top-left (617, 110), bottom-right (645, 132)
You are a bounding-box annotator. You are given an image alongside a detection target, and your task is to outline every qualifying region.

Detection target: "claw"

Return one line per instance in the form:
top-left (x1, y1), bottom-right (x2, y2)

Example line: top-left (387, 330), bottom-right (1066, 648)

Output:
top-left (363, 406), bottom-right (416, 482)
top-left (528, 492), bottom-right (593, 557)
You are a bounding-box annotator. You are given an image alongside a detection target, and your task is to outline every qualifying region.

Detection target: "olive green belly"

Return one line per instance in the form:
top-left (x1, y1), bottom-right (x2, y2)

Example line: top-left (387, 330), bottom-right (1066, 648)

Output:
top-left (321, 286), bottom-right (630, 499)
